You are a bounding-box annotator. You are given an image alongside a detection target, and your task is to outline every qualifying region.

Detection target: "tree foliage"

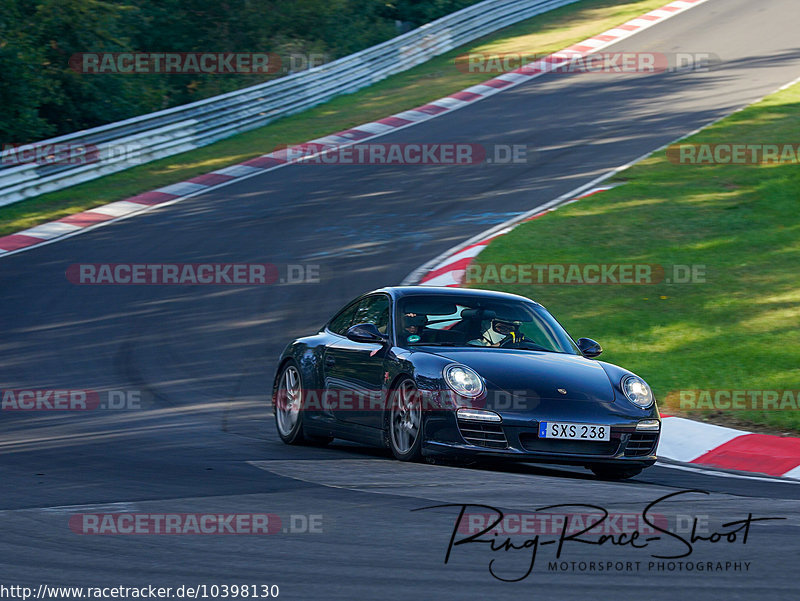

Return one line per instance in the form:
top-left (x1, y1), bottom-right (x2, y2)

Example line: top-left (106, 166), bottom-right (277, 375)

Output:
top-left (0, 0), bottom-right (482, 143)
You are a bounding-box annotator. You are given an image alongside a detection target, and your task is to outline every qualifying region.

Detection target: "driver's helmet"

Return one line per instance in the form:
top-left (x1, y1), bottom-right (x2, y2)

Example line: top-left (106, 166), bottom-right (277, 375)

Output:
top-left (487, 318), bottom-right (522, 343)
top-left (491, 318), bottom-right (518, 336)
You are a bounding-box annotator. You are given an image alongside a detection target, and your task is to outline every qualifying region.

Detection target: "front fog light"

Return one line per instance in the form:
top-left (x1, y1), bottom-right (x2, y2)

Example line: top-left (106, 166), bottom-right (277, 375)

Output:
top-left (457, 408), bottom-right (501, 422)
top-left (636, 419), bottom-right (660, 431)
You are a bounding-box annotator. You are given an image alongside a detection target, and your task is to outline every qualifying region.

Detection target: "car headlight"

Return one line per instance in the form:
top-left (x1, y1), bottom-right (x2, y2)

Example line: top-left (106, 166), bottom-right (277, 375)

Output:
top-left (444, 364), bottom-right (484, 398)
top-left (621, 375), bottom-right (654, 408)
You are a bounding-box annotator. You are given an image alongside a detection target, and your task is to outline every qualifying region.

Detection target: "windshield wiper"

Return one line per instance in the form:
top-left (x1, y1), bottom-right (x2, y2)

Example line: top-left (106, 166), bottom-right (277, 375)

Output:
top-left (408, 341), bottom-right (459, 346)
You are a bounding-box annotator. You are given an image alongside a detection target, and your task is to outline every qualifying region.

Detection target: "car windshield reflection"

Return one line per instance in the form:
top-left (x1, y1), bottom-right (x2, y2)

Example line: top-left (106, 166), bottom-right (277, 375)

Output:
top-left (397, 295), bottom-right (580, 354)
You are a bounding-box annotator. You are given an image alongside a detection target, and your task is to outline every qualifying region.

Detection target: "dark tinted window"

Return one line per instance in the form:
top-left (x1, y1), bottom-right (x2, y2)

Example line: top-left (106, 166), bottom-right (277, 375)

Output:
top-left (353, 295), bottom-right (391, 334)
top-left (328, 300), bottom-right (361, 335)
top-left (396, 295), bottom-right (579, 353)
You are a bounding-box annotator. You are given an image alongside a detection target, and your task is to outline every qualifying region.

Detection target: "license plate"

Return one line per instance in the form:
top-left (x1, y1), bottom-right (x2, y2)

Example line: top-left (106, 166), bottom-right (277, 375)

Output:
top-left (539, 422), bottom-right (610, 441)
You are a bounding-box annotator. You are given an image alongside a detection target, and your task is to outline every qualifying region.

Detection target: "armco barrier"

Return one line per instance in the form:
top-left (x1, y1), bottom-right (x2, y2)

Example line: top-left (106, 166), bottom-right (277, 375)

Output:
top-left (0, 0), bottom-right (579, 208)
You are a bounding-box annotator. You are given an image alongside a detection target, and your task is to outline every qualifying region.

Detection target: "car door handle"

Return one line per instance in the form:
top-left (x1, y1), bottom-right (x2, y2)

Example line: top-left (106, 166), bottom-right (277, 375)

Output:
top-left (325, 356), bottom-right (336, 368)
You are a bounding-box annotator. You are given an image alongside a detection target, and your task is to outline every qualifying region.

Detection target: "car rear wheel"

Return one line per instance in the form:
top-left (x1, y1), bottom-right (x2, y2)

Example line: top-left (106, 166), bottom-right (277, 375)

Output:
top-left (388, 378), bottom-right (423, 461)
top-left (590, 465), bottom-right (643, 480)
top-left (274, 362), bottom-right (332, 446)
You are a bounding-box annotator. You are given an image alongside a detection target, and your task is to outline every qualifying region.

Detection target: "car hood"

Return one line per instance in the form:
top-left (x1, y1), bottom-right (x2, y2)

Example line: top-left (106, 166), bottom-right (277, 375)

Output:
top-left (430, 348), bottom-right (615, 403)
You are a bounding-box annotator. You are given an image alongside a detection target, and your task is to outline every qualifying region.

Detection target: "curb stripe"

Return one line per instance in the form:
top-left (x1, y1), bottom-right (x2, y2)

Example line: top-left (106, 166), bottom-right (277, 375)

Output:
top-left (241, 156), bottom-right (286, 169)
top-left (17, 222), bottom-right (82, 239)
top-left (125, 191), bottom-right (179, 206)
top-left (89, 201), bottom-right (150, 217)
top-left (416, 104), bottom-right (450, 115)
top-left (336, 128), bottom-right (374, 140)
top-left (449, 91), bottom-right (483, 102)
top-left (657, 417), bottom-right (745, 463)
top-left (691, 433), bottom-right (800, 477)
top-left (186, 173), bottom-right (237, 186)
top-left (156, 182), bottom-right (207, 196)
top-left (377, 116), bottom-right (413, 127)
top-left (58, 211), bottom-right (117, 226)
top-left (212, 164), bottom-right (263, 177)
top-left (0, 234), bottom-right (49, 251)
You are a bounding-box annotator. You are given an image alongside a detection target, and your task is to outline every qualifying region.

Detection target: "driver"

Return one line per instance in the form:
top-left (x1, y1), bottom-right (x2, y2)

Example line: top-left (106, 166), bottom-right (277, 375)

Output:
top-left (471, 318), bottom-right (523, 347)
top-left (403, 313), bottom-right (430, 342)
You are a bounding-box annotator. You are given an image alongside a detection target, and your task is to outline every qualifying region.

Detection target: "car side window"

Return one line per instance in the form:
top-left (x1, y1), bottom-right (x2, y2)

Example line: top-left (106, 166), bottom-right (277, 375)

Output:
top-left (353, 295), bottom-right (391, 335)
top-left (328, 300), bottom-right (361, 335)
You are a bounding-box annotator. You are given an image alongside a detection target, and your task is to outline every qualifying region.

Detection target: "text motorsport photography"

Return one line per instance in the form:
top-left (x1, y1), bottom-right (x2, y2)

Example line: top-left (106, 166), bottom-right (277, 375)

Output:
top-left (415, 490), bottom-right (782, 582)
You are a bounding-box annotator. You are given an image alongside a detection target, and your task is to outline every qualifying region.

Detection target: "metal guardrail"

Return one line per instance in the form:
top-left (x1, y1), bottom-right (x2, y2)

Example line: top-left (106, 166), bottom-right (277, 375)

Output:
top-left (0, 0), bottom-right (579, 207)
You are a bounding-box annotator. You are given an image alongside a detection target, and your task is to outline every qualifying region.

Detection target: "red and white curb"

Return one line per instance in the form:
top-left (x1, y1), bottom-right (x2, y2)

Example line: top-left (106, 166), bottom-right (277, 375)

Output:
top-left (418, 186), bottom-right (615, 287)
top-left (660, 416), bottom-right (800, 480)
top-left (0, 0), bottom-right (711, 258)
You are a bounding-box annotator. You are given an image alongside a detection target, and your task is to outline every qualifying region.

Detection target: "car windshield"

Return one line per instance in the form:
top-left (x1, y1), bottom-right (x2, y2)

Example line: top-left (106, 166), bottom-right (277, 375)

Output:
top-left (396, 294), bottom-right (580, 354)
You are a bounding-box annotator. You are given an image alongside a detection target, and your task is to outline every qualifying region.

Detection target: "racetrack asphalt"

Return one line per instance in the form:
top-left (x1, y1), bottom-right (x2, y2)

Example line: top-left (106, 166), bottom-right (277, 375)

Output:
top-left (2, 0), bottom-right (800, 598)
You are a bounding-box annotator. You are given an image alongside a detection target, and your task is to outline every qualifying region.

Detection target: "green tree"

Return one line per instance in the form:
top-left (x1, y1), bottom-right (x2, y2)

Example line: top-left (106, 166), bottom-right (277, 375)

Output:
top-left (0, 0), bottom-right (485, 143)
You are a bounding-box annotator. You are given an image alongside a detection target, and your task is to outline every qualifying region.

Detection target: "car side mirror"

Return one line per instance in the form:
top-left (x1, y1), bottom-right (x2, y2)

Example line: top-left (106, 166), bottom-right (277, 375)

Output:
top-left (346, 323), bottom-right (387, 344)
top-left (577, 337), bottom-right (602, 358)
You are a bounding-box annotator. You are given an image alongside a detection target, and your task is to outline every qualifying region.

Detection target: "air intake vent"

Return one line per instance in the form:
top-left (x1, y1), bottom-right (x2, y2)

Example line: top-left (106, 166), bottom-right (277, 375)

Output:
top-left (624, 432), bottom-right (659, 457)
top-left (457, 419), bottom-right (508, 449)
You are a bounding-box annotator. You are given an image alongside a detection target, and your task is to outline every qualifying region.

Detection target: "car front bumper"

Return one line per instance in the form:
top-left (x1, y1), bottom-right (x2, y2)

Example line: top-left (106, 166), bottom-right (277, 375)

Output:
top-left (422, 414), bottom-right (659, 467)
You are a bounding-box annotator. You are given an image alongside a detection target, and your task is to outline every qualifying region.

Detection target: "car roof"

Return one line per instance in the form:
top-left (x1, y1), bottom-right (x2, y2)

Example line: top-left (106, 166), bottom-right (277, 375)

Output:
top-left (371, 286), bottom-right (542, 306)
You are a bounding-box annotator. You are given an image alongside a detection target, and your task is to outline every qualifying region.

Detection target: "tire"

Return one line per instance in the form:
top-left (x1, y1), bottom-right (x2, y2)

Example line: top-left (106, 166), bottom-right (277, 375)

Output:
top-left (590, 465), bottom-right (643, 480)
top-left (274, 361), bottom-right (334, 446)
top-left (274, 362), bottom-right (306, 444)
top-left (386, 378), bottom-right (423, 462)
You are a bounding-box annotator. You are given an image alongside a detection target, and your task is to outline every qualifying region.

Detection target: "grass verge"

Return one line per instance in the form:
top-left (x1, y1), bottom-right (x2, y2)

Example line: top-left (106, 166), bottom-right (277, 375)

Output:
top-left (471, 81), bottom-right (800, 433)
top-left (0, 0), bottom-right (671, 236)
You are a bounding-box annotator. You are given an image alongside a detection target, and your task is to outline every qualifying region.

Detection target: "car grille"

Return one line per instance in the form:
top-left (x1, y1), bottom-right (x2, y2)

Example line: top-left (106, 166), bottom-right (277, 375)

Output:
top-left (624, 432), bottom-right (659, 457)
top-left (457, 419), bottom-right (508, 449)
top-left (519, 433), bottom-right (620, 456)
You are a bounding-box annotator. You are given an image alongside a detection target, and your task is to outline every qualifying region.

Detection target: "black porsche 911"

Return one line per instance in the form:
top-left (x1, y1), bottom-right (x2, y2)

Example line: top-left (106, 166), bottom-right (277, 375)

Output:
top-left (272, 286), bottom-right (660, 479)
